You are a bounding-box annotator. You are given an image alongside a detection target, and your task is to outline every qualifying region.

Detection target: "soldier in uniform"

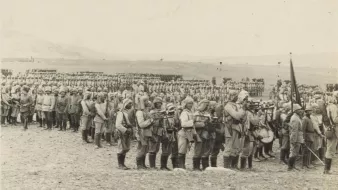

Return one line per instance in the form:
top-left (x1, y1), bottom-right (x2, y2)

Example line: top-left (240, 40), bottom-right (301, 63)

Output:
top-left (135, 95), bottom-right (153, 169)
top-left (115, 98), bottom-right (134, 170)
top-left (42, 86), bottom-right (55, 130)
top-left (68, 88), bottom-right (81, 132)
top-left (324, 91), bottom-right (338, 174)
top-left (35, 88), bottom-right (44, 127)
top-left (288, 104), bottom-right (304, 171)
top-left (80, 91), bottom-right (95, 142)
top-left (11, 86), bottom-right (21, 126)
top-left (302, 105), bottom-right (315, 168)
top-left (56, 87), bottom-right (68, 131)
top-left (223, 90), bottom-right (246, 169)
top-left (1, 86), bottom-right (11, 126)
top-left (93, 92), bottom-right (108, 148)
top-left (20, 86), bottom-right (33, 130)
top-left (177, 96), bottom-right (194, 169)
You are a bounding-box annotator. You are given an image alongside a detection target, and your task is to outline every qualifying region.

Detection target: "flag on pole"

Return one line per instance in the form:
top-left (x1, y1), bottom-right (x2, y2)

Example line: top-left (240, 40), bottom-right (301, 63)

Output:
top-left (290, 53), bottom-right (302, 111)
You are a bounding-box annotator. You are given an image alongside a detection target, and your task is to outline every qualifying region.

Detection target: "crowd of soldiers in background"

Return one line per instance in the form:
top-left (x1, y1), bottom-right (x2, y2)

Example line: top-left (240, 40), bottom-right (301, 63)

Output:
top-left (1, 68), bottom-right (337, 174)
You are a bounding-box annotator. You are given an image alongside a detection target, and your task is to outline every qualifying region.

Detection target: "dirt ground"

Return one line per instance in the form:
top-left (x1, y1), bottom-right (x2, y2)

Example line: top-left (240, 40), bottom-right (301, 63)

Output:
top-left (1, 124), bottom-right (337, 190)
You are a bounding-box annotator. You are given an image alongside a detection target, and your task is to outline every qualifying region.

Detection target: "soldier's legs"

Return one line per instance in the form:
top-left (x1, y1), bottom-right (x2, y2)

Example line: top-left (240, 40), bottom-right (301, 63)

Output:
top-left (148, 136), bottom-right (161, 169)
top-left (288, 143), bottom-right (301, 170)
top-left (117, 133), bottom-right (131, 170)
top-left (280, 135), bottom-right (290, 164)
top-left (171, 137), bottom-right (179, 169)
top-left (210, 140), bottom-right (222, 167)
top-left (69, 113), bottom-right (76, 130)
top-left (94, 122), bottom-right (104, 148)
top-left (105, 119), bottom-right (113, 145)
top-left (324, 135), bottom-right (338, 174)
top-left (21, 112), bottom-right (29, 130)
top-left (177, 129), bottom-right (188, 169)
top-left (201, 138), bottom-right (214, 170)
top-left (43, 111), bottom-right (52, 129)
top-left (160, 137), bottom-right (172, 170)
top-left (240, 136), bottom-right (253, 169)
top-left (136, 140), bottom-right (148, 169)
top-left (52, 111), bottom-right (56, 127)
top-left (80, 116), bottom-right (91, 143)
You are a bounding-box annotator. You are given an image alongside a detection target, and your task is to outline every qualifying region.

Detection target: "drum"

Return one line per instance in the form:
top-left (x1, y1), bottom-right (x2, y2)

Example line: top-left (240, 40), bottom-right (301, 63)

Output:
top-left (254, 127), bottom-right (274, 144)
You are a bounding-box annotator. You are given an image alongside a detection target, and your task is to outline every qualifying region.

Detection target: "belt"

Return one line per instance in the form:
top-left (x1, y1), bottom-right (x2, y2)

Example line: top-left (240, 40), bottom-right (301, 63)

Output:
top-left (43, 104), bottom-right (51, 106)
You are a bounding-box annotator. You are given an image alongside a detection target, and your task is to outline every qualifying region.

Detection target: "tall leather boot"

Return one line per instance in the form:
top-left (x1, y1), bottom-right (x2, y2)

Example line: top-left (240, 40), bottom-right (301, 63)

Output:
top-left (91, 128), bottom-right (95, 140)
top-left (248, 155), bottom-right (253, 169)
top-left (171, 157), bottom-right (178, 169)
top-left (105, 133), bottom-right (112, 146)
top-left (280, 149), bottom-right (287, 164)
top-left (82, 130), bottom-right (91, 143)
top-left (232, 155), bottom-right (239, 169)
top-left (1, 116), bottom-right (6, 126)
top-left (178, 154), bottom-right (186, 169)
top-left (136, 157), bottom-right (144, 170)
top-left (318, 148), bottom-right (324, 161)
top-left (160, 155), bottom-right (170, 171)
top-left (258, 147), bottom-right (267, 160)
top-left (121, 154), bottom-right (130, 170)
top-left (288, 157), bottom-right (295, 171)
top-left (183, 154), bottom-right (186, 169)
top-left (201, 157), bottom-right (209, 170)
top-left (323, 158), bottom-right (332, 174)
top-left (240, 157), bottom-right (247, 170)
top-left (94, 134), bottom-right (102, 148)
top-left (193, 157), bottom-right (201, 171)
top-left (210, 156), bottom-right (217, 167)
top-left (223, 156), bottom-right (231, 168)
top-left (285, 149), bottom-right (290, 159)
top-left (149, 153), bottom-right (157, 169)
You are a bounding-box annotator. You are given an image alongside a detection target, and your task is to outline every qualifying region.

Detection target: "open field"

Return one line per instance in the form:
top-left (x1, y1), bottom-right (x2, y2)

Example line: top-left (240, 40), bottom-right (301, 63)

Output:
top-left (1, 124), bottom-right (338, 190)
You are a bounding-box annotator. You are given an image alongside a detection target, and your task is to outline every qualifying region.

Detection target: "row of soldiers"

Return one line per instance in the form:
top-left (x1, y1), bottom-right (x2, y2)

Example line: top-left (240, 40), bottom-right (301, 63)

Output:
top-left (1, 76), bottom-right (336, 173)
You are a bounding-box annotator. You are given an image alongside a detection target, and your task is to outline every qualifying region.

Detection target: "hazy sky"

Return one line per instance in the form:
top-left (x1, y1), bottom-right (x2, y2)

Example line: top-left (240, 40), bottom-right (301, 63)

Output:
top-left (2, 0), bottom-right (338, 57)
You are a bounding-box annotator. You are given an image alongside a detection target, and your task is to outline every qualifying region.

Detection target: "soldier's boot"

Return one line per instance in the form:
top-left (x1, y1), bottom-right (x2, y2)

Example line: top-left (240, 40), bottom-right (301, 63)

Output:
top-left (318, 148), bottom-right (324, 161)
top-left (1, 116), bottom-right (6, 126)
top-left (142, 156), bottom-right (148, 169)
top-left (287, 157), bottom-right (295, 171)
top-left (149, 153), bottom-right (157, 169)
top-left (94, 134), bottom-right (102, 149)
top-left (91, 128), bottom-right (95, 141)
top-left (12, 117), bottom-right (17, 126)
top-left (105, 133), bottom-right (112, 146)
top-left (302, 152), bottom-right (308, 168)
top-left (117, 154), bottom-right (129, 170)
top-left (201, 157), bottom-right (209, 170)
top-left (182, 154), bottom-right (186, 169)
top-left (280, 149), bottom-right (287, 164)
top-left (121, 154), bottom-right (130, 170)
top-left (136, 157), bottom-right (144, 170)
top-left (323, 158), bottom-right (332, 174)
top-left (192, 157), bottom-right (201, 171)
top-left (171, 157), bottom-right (178, 169)
top-left (160, 155), bottom-right (170, 171)
top-left (58, 122), bottom-right (63, 131)
top-left (240, 157), bottom-right (247, 170)
top-left (248, 155), bottom-right (253, 169)
top-left (38, 118), bottom-right (42, 127)
top-left (210, 156), bottom-right (217, 167)
top-left (232, 156), bottom-right (239, 169)
top-left (223, 156), bottom-right (231, 169)
top-left (178, 154), bottom-right (186, 169)
top-left (285, 149), bottom-right (290, 159)
top-left (82, 130), bottom-right (91, 143)
top-left (63, 122), bottom-right (67, 131)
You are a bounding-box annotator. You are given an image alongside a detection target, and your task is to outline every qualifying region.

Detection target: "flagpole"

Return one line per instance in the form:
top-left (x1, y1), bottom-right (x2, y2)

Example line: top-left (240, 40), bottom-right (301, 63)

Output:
top-left (290, 52), bottom-right (293, 112)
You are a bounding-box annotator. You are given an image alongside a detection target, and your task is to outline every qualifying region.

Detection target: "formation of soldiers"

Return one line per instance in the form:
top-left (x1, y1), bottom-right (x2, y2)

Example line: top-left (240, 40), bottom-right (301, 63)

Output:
top-left (1, 69), bottom-right (337, 174)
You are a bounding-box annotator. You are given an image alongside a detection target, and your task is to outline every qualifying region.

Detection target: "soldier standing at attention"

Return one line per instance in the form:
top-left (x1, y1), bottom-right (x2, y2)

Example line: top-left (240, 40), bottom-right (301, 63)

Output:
top-left (135, 95), bottom-right (153, 169)
top-left (115, 98), bottom-right (134, 170)
top-left (42, 86), bottom-right (55, 130)
top-left (35, 88), bottom-right (44, 127)
top-left (177, 97), bottom-right (194, 169)
top-left (223, 90), bottom-right (246, 169)
top-left (20, 86), bottom-right (33, 130)
top-left (302, 106), bottom-right (315, 168)
top-left (80, 91), bottom-right (95, 142)
top-left (56, 87), bottom-right (69, 131)
top-left (287, 104), bottom-right (304, 171)
top-left (93, 93), bottom-right (108, 148)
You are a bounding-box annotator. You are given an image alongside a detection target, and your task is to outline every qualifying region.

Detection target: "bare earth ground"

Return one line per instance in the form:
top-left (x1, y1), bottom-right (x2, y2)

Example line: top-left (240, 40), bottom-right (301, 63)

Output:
top-left (1, 124), bottom-right (338, 190)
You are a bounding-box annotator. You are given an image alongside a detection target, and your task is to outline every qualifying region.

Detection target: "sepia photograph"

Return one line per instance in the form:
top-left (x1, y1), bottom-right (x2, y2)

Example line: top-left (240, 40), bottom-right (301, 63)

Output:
top-left (1, 0), bottom-right (338, 189)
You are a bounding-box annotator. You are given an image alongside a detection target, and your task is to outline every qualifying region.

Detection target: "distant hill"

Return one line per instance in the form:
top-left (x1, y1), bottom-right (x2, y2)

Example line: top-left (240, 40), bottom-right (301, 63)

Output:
top-left (1, 30), bottom-right (115, 59)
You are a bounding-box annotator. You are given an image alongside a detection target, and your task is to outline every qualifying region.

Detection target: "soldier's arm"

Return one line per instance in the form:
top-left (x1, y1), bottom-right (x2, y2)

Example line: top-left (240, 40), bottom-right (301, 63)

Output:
top-left (115, 111), bottom-right (127, 133)
top-left (224, 104), bottom-right (245, 121)
top-left (289, 119), bottom-right (298, 143)
top-left (50, 96), bottom-right (56, 111)
top-left (81, 100), bottom-right (90, 115)
top-left (136, 111), bottom-right (152, 128)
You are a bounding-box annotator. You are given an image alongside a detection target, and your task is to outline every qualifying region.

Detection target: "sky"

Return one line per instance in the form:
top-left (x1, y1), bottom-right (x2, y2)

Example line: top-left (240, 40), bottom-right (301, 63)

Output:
top-left (2, 0), bottom-right (338, 58)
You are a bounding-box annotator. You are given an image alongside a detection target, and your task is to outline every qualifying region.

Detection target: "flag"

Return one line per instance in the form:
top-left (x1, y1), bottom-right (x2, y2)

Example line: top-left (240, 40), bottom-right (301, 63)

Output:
top-left (290, 54), bottom-right (302, 111)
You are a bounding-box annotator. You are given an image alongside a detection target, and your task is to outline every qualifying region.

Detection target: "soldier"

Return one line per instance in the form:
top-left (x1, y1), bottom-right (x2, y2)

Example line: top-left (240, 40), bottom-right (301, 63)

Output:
top-left (105, 93), bottom-right (117, 146)
top-left (302, 105), bottom-right (315, 168)
top-left (223, 90), bottom-right (246, 169)
top-left (115, 98), bottom-right (134, 170)
top-left (1, 86), bottom-right (11, 126)
top-left (56, 87), bottom-right (68, 131)
top-left (42, 86), bottom-right (55, 130)
top-left (147, 97), bottom-right (165, 169)
top-left (80, 91), bottom-right (95, 142)
top-left (68, 88), bottom-right (81, 132)
top-left (193, 99), bottom-right (212, 170)
top-left (10, 86), bottom-right (21, 126)
top-left (279, 103), bottom-right (291, 164)
top-left (52, 86), bottom-right (58, 128)
top-left (177, 96), bottom-right (194, 169)
top-left (324, 91), bottom-right (338, 174)
top-left (287, 104), bottom-right (304, 171)
top-left (135, 95), bottom-right (153, 169)
top-left (93, 92), bottom-right (108, 148)
top-left (20, 86), bottom-right (33, 130)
